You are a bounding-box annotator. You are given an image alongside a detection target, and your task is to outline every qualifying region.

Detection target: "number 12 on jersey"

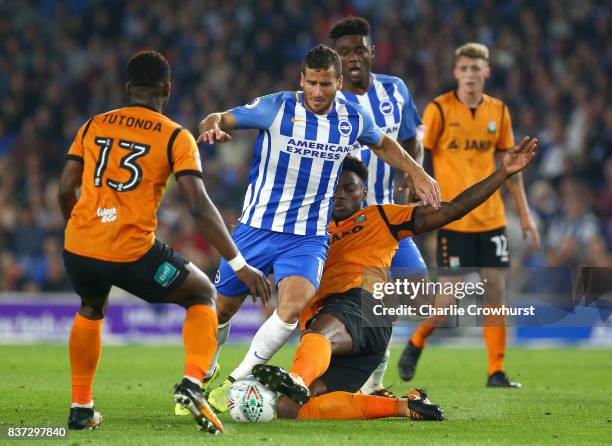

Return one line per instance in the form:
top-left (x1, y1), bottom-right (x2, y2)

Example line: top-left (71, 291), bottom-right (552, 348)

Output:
top-left (93, 137), bottom-right (149, 192)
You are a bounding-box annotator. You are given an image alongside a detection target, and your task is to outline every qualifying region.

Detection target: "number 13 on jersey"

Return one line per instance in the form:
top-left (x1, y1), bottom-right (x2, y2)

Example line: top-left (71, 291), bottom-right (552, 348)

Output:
top-left (93, 137), bottom-right (150, 192)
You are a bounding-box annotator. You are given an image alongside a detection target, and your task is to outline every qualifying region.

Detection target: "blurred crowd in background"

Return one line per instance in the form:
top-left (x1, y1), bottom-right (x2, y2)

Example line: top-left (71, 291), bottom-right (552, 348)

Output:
top-left (0, 0), bottom-right (610, 292)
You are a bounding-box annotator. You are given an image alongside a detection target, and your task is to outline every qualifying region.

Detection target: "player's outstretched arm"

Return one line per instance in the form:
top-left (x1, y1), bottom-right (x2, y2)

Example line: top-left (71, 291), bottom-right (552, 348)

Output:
top-left (371, 134), bottom-right (441, 208)
top-left (177, 174), bottom-right (272, 303)
top-left (58, 159), bottom-right (84, 224)
top-left (411, 137), bottom-right (538, 235)
top-left (197, 112), bottom-right (236, 144)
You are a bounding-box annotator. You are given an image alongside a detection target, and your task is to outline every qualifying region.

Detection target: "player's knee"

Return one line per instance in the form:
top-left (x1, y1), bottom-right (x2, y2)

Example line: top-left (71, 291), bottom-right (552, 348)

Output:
top-left (80, 298), bottom-right (107, 319)
top-left (217, 307), bottom-right (233, 324)
top-left (481, 270), bottom-right (506, 304)
top-left (216, 296), bottom-right (240, 324)
top-left (276, 297), bottom-right (306, 322)
top-left (309, 378), bottom-right (328, 397)
top-left (276, 395), bottom-right (301, 419)
top-left (195, 282), bottom-right (217, 307)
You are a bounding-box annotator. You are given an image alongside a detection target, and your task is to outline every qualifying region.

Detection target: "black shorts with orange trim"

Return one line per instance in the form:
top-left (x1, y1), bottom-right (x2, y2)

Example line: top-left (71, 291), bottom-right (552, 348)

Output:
top-left (437, 227), bottom-right (510, 272)
top-left (305, 288), bottom-right (392, 393)
top-left (63, 239), bottom-right (189, 303)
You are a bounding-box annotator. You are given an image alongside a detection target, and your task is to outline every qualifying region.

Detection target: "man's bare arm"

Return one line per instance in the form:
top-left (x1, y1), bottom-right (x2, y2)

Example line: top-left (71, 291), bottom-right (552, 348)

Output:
top-left (503, 168), bottom-right (541, 249)
top-left (371, 133), bottom-right (440, 208)
top-left (410, 137), bottom-right (538, 235)
top-left (197, 112), bottom-right (237, 144)
top-left (58, 159), bottom-right (84, 224)
top-left (176, 174), bottom-right (240, 261)
top-left (412, 170), bottom-right (509, 234)
top-left (401, 136), bottom-right (423, 166)
top-left (396, 136), bottom-right (423, 203)
top-left (176, 174), bottom-right (272, 303)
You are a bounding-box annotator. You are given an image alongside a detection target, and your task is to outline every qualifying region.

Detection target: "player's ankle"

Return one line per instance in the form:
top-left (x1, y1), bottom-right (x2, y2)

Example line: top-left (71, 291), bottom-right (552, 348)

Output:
top-left (71, 401), bottom-right (94, 409)
top-left (398, 400), bottom-right (409, 417)
top-left (183, 375), bottom-right (201, 385)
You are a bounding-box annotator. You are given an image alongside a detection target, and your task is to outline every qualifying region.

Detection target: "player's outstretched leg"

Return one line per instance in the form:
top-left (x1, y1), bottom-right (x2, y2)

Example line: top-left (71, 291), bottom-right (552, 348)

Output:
top-left (165, 263), bottom-right (224, 434)
top-left (255, 309), bottom-right (354, 405)
top-left (403, 388), bottom-right (445, 421)
top-left (67, 296), bottom-right (106, 430)
top-left (281, 388), bottom-right (444, 421)
top-left (261, 314), bottom-right (345, 405)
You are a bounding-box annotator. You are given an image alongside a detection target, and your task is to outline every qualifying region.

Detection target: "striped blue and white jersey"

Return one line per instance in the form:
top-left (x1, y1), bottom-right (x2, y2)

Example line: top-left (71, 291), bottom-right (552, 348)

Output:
top-left (230, 91), bottom-right (383, 236)
top-left (337, 74), bottom-right (422, 205)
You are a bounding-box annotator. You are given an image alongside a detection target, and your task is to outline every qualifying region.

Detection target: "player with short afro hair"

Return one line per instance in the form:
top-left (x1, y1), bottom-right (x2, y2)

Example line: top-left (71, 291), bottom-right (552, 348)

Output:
top-left (329, 16), bottom-right (371, 42)
top-left (341, 155), bottom-right (369, 186)
top-left (126, 50), bottom-right (171, 88)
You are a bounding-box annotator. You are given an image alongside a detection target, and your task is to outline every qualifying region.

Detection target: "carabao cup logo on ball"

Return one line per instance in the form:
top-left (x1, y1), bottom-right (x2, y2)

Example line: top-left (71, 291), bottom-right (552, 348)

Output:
top-left (338, 119), bottom-right (352, 136)
top-left (379, 100), bottom-right (394, 116)
top-left (228, 378), bottom-right (277, 423)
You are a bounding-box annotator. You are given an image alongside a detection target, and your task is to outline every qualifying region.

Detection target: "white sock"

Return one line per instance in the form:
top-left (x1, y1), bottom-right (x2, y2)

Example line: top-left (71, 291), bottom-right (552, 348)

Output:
top-left (230, 310), bottom-right (297, 380)
top-left (71, 401), bottom-right (94, 409)
top-left (206, 320), bottom-right (231, 379)
top-left (360, 343), bottom-right (391, 393)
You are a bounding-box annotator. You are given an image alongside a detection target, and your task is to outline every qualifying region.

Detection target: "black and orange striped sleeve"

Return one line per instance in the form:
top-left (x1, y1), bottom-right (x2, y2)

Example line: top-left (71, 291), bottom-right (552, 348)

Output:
top-left (169, 128), bottom-right (203, 178)
top-left (421, 101), bottom-right (444, 151)
top-left (376, 204), bottom-right (417, 240)
top-left (66, 117), bottom-right (94, 162)
top-left (496, 104), bottom-right (515, 151)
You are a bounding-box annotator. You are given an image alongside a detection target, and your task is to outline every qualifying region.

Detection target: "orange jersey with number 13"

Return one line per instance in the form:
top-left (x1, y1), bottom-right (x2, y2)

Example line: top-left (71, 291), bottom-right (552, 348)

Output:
top-left (64, 105), bottom-right (202, 262)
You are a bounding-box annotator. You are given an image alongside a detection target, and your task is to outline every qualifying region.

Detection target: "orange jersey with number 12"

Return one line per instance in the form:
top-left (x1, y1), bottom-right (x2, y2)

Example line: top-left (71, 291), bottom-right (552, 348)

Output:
top-left (64, 105), bottom-right (202, 262)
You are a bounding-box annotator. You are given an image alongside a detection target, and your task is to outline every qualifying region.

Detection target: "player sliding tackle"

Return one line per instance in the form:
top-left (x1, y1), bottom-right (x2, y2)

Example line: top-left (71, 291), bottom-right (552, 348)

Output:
top-left (192, 44), bottom-right (440, 413)
top-left (253, 136), bottom-right (537, 421)
top-left (332, 15), bottom-right (430, 398)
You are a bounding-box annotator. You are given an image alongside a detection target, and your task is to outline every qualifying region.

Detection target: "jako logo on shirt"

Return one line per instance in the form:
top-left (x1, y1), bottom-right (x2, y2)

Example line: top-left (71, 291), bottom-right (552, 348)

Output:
top-left (338, 119), bottom-right (352, 136)
top-left (97, 207), bottom-right (117, 223)
top-left (379, 100), bottom-right (394, 116)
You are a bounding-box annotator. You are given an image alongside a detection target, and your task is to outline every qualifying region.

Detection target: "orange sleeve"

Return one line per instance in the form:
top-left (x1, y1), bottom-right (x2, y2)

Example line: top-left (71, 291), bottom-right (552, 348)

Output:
top-left (421, 102), bottom-right (443, 151)
top-left (496, 105), bottom-right (515, 150)
top-left (171, 128), bottom-right (203, 177)
top-left (378, 204), bottom-right (417, 239)
top-left (66, 117), bottom-right (94, 161)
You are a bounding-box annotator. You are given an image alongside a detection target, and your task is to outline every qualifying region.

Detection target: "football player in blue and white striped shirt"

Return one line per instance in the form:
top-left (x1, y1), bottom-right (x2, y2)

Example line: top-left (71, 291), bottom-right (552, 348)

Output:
top-left (196, 45), bottom-right (440, 412)
top-left (331, 16), bottom-right (429, 397)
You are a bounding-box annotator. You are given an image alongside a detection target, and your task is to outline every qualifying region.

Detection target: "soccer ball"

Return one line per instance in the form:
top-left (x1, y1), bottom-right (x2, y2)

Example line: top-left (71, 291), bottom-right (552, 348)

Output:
top-left (228, 377), bottom-right (277, 422)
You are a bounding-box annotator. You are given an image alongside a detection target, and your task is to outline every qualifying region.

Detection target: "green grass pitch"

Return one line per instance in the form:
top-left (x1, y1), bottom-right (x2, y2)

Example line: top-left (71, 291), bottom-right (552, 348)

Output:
top-left (1, 345), bottom-right (610, 445)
